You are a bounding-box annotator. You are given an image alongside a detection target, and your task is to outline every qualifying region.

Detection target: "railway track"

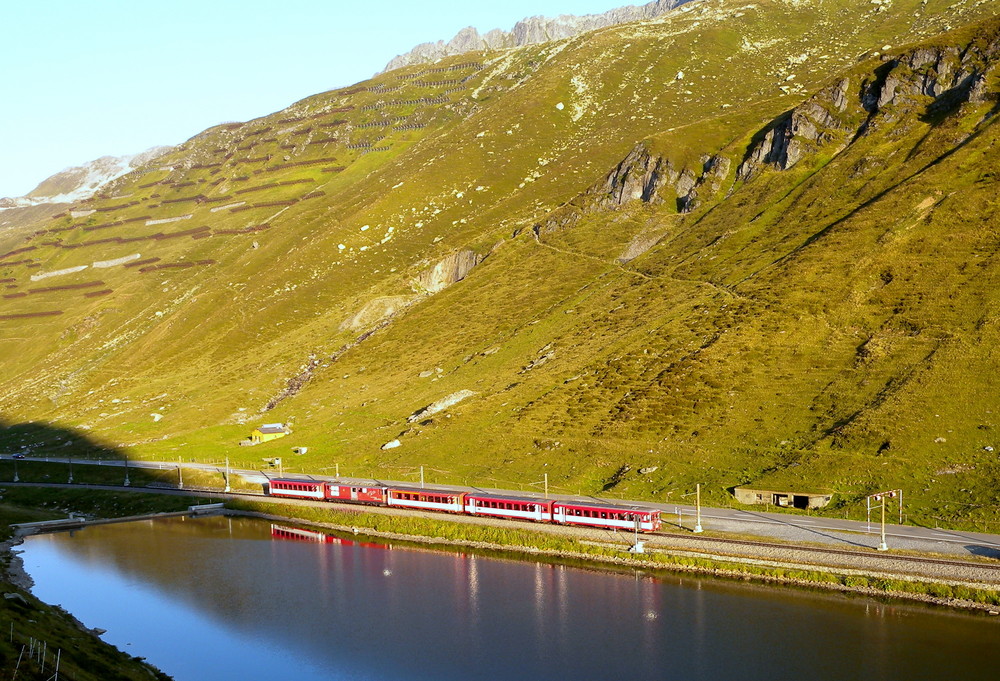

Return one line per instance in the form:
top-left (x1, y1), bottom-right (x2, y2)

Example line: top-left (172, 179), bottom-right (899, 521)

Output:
top-left (648, 529), bottom-right (1000, 573)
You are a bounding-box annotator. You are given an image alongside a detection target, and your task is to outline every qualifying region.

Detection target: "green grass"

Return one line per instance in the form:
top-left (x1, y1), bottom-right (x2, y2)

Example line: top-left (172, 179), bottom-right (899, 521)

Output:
top-left (3, 0), bottom-right (1000, 535)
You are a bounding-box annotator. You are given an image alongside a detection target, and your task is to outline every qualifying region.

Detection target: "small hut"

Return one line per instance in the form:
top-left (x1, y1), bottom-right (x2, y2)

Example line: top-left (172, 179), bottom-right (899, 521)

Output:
top-left (249, 423), bottom-right (291, 444)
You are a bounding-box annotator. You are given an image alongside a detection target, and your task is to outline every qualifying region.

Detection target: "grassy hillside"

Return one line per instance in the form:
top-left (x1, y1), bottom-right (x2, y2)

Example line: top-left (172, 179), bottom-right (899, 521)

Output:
top-left (2, 0), bottom-right (1000, 530)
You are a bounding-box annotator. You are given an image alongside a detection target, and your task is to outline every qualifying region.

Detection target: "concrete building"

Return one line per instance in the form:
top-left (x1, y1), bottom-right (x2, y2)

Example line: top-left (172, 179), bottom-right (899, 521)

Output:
top-left (733, 486), bottom-right (833, 510)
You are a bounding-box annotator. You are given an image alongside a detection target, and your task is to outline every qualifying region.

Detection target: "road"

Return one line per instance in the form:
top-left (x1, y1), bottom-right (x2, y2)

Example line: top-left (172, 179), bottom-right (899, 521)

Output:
top-left (8, 454), bottom-right (1000, 559)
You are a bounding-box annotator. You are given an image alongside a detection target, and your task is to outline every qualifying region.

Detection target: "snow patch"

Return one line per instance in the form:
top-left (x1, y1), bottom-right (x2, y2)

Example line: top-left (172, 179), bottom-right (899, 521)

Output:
top-left (210, 202), bottom-right (245, 212)
top-left (146, 214), bottom-right (192, 226)
top-left (93, 253), bottom-right (141, 268)
top-left (30, 265), bottom-right (88, 282)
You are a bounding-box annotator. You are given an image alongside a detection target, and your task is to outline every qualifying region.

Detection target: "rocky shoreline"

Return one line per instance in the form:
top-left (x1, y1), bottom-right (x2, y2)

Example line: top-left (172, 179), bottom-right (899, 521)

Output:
top-left (1, 535), bottom-right (33, 591)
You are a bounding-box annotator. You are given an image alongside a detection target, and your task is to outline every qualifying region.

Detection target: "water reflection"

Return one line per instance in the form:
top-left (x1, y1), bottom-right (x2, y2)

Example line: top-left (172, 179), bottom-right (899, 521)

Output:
top-left (20, 516), bottom-right (1000, 681)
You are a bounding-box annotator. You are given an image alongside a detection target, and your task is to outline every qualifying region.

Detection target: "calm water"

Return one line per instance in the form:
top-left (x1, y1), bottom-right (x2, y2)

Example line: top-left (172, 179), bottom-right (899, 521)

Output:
top-left (19, 516), bottom-right (1000, 681)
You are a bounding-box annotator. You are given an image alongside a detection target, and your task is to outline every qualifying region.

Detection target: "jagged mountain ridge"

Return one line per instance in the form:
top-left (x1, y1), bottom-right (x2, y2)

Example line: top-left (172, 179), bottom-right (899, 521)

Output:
top-left (382, 0), bottom-right (690, 71)
top-left (1, 0), bottom-right (999, 528)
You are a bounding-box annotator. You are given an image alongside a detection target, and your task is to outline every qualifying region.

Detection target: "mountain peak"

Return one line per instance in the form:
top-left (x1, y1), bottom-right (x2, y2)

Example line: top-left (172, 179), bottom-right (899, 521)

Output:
top-left (381, 0), bottom-right (691, 72)
top-left (1, 146), bottom-right (173, 210)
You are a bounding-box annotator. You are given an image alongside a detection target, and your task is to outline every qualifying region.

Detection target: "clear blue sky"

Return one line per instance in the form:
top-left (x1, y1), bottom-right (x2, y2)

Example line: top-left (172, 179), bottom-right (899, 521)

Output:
top-left (0, 0), bottom-right (627, 198)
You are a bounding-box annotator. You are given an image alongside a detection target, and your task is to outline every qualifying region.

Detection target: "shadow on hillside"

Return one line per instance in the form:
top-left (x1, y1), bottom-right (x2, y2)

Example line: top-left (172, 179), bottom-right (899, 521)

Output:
top-left (0, 418), bottom-right (123, 460)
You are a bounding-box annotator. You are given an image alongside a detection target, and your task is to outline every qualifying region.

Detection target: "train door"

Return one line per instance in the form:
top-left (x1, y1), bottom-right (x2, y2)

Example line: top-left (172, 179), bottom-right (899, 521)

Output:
top-left (350, 487), bottom-right (359, 502)
top-left (554, 505), bottom-right (566, 524)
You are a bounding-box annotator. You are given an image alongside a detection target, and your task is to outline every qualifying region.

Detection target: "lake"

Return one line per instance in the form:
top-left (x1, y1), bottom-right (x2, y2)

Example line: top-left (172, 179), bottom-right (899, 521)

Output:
top-left (19, 515), bottom-right (1000, 680)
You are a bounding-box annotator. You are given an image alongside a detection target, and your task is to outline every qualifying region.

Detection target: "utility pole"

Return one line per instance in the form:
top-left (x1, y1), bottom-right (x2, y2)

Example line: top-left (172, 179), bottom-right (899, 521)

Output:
top-left (867, 489), bottom-right (900, 551)
top-left (680, 484), bottom-right (704, 533)
top-left (695, 483), bottom-right (703, 533)
top-left (879, 497), bottom-right (888, 551)
top-left (628, 515), bottom-right (645, 553)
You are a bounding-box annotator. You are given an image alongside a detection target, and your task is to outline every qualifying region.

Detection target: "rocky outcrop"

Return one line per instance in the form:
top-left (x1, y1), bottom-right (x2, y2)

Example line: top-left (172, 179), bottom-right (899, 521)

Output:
top-left (597, 145), bottom-right (676, 208)
top-left (594, 144), bottom-right (733, 214)
top-left (413, 249), bottom-right (482, 293)
top-left (408, 390), bottom-right (476, 422)
top-left (340, 295), bottom-right (416, 332)
top-left (738, 34), bottom-right (1000, 180)
top-left (535, 141), bottom-right (733, 238)
top-left (383, 0), bottom-right (690, 72)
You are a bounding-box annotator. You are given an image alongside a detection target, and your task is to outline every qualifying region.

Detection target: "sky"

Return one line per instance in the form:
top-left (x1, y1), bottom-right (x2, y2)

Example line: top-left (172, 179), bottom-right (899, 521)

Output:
top-left (0, 0), bottom-right (630, 198)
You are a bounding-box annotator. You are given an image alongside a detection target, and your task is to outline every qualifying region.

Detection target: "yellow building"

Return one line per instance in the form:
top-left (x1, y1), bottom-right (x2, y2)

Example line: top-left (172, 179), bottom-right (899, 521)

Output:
top-left (250, 423), bottom-right (290, 444)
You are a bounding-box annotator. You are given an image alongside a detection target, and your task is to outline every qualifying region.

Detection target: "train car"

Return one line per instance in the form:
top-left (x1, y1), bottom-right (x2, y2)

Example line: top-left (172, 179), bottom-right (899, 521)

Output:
top-left (553, 501), bottom-right (661, 533)
top-left (269, 478), bottom-right (326, 500)
top-left (465, 493), bottom-right (554, 523)
top-left (385, 486), bottom-right (465, 514)
top-left (324, 483), bottom-right (387, 505)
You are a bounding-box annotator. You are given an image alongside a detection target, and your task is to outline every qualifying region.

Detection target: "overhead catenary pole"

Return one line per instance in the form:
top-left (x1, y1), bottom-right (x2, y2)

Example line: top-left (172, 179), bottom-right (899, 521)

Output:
top-left (224, 456), bottom-right (231, 493)
top-left (68, 455), bottom-right (73, 484)
top-left (544, 472), bottom-right (548, 499)
top-left (420, 465), bottom-right (425, 488)
top-left (878, 495), bottom-right (888, 551)
top-left (178, 457), bottom-right (184, 489)
top-left (123, 457), bottom-right (130, 487)
top-left (694, 483), bottom-right (703, 533)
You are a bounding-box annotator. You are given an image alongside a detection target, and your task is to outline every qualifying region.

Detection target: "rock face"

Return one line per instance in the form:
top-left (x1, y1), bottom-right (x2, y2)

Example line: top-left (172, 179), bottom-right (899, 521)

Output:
top-left (538, 29), bottom-right (1000, 241)
top-left (382, 0), bottom-right (690, 72)
top-left (738, 40), bottom-right (999, 180)
top-left (408, 390), bottom-right (477, 422)
top-left (534, 143), bottom-right (731, 237)
top-left (414, 249), bottom-right (482, 293)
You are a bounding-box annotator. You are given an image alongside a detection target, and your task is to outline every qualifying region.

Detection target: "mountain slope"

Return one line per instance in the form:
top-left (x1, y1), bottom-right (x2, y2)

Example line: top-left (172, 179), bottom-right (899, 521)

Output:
top-left (2, 0), bottom-right (999, 529)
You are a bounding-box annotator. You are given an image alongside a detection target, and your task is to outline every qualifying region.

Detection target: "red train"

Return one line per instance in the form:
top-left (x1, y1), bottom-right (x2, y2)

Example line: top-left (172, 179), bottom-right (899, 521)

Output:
top-left (267, 479), bottom-right (662, 532)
